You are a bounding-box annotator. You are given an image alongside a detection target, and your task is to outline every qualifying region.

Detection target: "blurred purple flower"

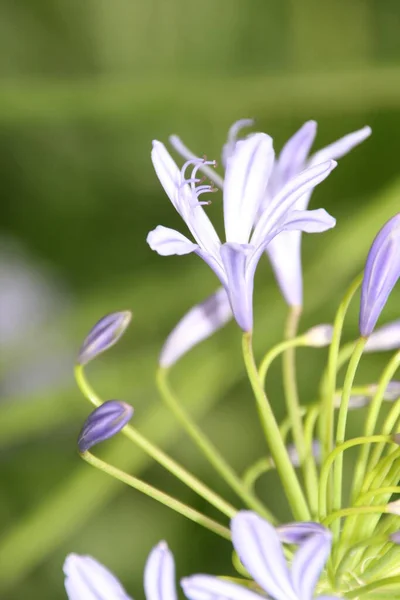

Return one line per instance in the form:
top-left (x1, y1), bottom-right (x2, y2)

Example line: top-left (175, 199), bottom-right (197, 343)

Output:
top-left (78, 400), bottom-right (134, 453)
top-left (78, 311), bottom-right (132, 365)
top-left (148, 135), bottom-right (336, 331)
top-left (64, 541), bottom-right (176, 600)
top-left (365, 319), bottom-right (400, 352)
top-left (360, 214), bottom-right (400, 337)
top-left (182, 511), bottom-right (341, 600)
top-left (160, 288), bottom-right (232, 368)
top-left (276, 521), bottom-right (327, 545)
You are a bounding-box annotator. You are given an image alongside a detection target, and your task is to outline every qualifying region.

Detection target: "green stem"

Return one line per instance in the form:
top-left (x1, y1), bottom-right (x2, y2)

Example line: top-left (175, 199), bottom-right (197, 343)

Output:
top-left (81, 451), bottom-right (231, 540)
top-left (351, 350), bottom-right (400, 501)
top-left (322, 503), bottom-right (390, 527)
top-left (156, 368), bottom-right (274, 522)
top-left (332, 336), bottom-right (367, 541)
top-left (319, 275), bottom-right (362, 465)
top-left (303, 405), bottom-right (321, 516)
top-left (259, 337), bottom-right (307, 388)
top-left (75, 365), bottom-right (236, 519)
top-left (242, 332), bottom-right (310, 521)
top-left (368, 403), bottom-right (400, 472)
top-left (346, 576), bottom-right (400, 598)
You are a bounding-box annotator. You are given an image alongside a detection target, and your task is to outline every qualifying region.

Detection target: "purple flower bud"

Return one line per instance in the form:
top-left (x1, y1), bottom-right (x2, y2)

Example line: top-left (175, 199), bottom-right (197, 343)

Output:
top-left (360, 214), bottom-right (400, 337)
top-left (78, 311), bottom-right (132, 365)
top-left (364, 320), bottom-right (400, 352)
top-left (78, 400), bottom-right (133, 453)
top-left (390, 531), bottom-right (400, 544)
top-left (276, 521), bottom-right (327, 545)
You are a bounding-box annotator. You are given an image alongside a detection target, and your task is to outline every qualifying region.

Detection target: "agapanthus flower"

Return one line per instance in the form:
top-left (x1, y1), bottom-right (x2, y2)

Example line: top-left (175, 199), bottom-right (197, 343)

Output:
top-left (182, 511), bottom-right (340, 600)
top-left (364, 319), bottom-right (400, 352)
top-left (148, 134), bottom-right (336, 331)
top-left (77, 400), bottom-right (134, 453)
top-left (171, 120), bottom-right (371, 308)
top-left (359, 213), bottom-right (400, 337)
top-left (78, 311), bottom-right (132, 365)
top-left (64, 541), bottom-right (177, 600)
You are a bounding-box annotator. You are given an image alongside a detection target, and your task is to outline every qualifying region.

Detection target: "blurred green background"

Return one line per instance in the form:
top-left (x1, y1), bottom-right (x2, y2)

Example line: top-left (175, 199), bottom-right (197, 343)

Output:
top-left (1, 0), bottom-right (400, 598)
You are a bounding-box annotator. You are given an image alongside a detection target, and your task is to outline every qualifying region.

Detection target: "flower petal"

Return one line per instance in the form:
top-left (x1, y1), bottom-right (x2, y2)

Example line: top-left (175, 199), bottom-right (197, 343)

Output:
top-left (277, 522), bottom-right (327, 545)
top-left (63, 554), bottom-right (132, 600)
top-left (291, 529), bottom-right (332, 600)
top-left (221, 118), bottom-right (255, 168)
top-left (365, 320), bottom-right (400, 352)
top-left (77, 400), bottom-right (134, 453)
top-left (152, 140), bottom-right (182, 210)
top-left (251, 160), bottom-right (336, 250)
top-left (282, 209), bottom-right (336, 233)
top-left (231, 511), bottom-right (298, 600)
top-left (181, 576), bottom-right (263, 600)
top-left (224, 133), bottom-right (274, 244)
top-left (147, 226), bottom-right (198, 256)
top-left (159, 288), bottom-right (232, 368)
top-left (220, 244), bottom-right (253, 332)
top-left (273, 121), bottom-right (317, 191)
top-left (310, 126), bottom-right (371, 165)
top-left (266, 230), bottom-right (303, 306)
top-left (144, 542), bottom-right (177, 600)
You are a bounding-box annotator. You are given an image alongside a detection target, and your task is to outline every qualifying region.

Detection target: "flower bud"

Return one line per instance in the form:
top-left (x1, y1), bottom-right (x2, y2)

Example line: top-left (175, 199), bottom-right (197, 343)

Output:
top-left (277, 522), bottom-right (328, 545)
top-left (365, 320), bottom-right (400, 352)
top-left (359, 214), bottom-right (400, 337)
top-left (386, 499), bottom-right (400, 515)
top-left (390, 531), bottom-right (400, 544)
top-left (78, 311), bottom-right (132, 365)
top-left (303, 324), bottom-right (334, 347)
top-left (78, 400), bottom-right (133, 453)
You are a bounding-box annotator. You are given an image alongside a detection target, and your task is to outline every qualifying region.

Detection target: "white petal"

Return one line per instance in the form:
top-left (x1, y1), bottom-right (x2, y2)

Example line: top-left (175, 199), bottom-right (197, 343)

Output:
top-left (310, 126), bottom-right (371, 165)
top-left (63, 554), bottom-right (132, 600)
top-left (159, 288), bottom-right (232, 368)
top-left (181, 575), bottom-right (263, 600)
top-left (251, 160), bottom-right (336, 250)
top-left (220, 244), bottom-right (253, 332)
top-left (282, 208), bottom-right (336, 233)
top-left (231, 512), bottom-right (298, 600)
top-left (266, 230), bottom-right (303, 307)
top-left (152, 140), bottom-right (182, 211)
top-left (224, 133), bottom-right (274, 244)
top-left (291, 531), bottom-right (332, 599)
top-left (144, 542), bottom-right (177, 600)
top-left (147, 226), bottom-right (198, 256)
top-left (221, 118), bottom-right (255, 168)
top-left (275, 121), bottom-right (317, 190)
top-left (365, 320), bottom-right (400, 352)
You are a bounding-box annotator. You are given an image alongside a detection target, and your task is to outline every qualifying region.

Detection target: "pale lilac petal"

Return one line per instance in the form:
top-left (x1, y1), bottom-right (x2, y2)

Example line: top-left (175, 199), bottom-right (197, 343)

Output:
top-left (231, 512), bottom-right (298, 600)
top-left (282, 209), bottom-right (336, 233)
top-left (224, 133), bottom-right (274, 244)
top-left (310, 126), bottom-right (372, 165)
top-left (181, 575), bottom-right (262, 600)
top-left (169, 135), bottom-right (224, 189)
top-left (152, 140), bottom-right (182, 210)
top-left (221, 118), bottom-right (255, 168)
top-left (251, 160), bottom-right (337, 249)
top-left (266, 230), bottom-right (303, 306)
top-left (360, 214), bottom-right (400, 336)
top-left (291, 530), bottom-right (332, 599)
top-left (64, 554), bottom-right (132, 600)
top-left (273, 121), bottom-right (317, 191)
top-left (365, 320), bottom-right (400, 352)
top-left (277, 522), bottom-right (327, 545)
top-left (303, 324), bottom-right (334, 347)
top-left (159, 288), bottom-right (232, 368)
top-left (147, 226), bottom-right (198, 256)
top-left (220, 244), bottom-right (253, 332)
top-left (144, 542), bottom-right (177, 600)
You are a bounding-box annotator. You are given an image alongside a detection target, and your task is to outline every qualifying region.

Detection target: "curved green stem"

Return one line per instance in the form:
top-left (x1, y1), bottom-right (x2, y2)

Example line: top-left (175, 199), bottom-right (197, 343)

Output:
top-left (75, 365), bottom-right (237, 519)
top-left (242, 332), bottom-right (310, 521)
top-left (346, 576), bottom-right (400, 598)
top-left (82, 451), bottom-right (231, 540)
top-left (156, 368), bottom-right (274, 521)
top-left (259, 337), bottom-right (306, 388)
top-left (322, 504), bottom-right (390, 527)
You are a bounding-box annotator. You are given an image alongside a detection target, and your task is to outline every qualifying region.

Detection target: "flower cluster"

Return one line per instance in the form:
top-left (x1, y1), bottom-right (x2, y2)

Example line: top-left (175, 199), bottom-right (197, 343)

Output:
top-left (67, 119), bottom-right (400, 599)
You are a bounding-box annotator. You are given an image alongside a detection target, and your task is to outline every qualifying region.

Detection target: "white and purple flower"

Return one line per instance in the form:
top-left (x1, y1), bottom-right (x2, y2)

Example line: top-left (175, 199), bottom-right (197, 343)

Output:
top-left (148, 134), bottom-right (336, 331)
top-left (64, 541), bottom-right (177, 600)
top-left (182, 511), bottom-right (341, 600)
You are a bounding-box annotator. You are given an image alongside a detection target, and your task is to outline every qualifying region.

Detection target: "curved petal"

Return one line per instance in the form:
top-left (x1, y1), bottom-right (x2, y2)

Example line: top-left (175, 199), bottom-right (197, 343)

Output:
top-left (147, 226), bottom-right (198, 256)
top-left (144, 542), bottom-right (177, 600)
top-left (231, 512), bottom-right (298, 600)
top-left (291, 530), bottom-right (332, 600)
top-left (221, 118), bottom-right (255, 168)
top-left (152, 140), bottom-right (182, 210)
top-left (63, 554), bottom-right (132, 600)
top-left (181, 575), bottom-right (263, 600)
top-left (224, 133), bottom-right (274, 244)
top-left (310, 126), bottom-right (371, 165)
top-left (251, 160), bottom-right (336, 249)
top-left (220, 244), bottom-right (253, 332)
top-left (159, 288), bottom-right (232, 368)
top-left (365, 320), bottom-right (400, 352)
top-left (266, 230), bottom-right (303, 307)
top-left (277, 522), bottom-right (327, 545)
top-left (282, 209), bottom-right (336, 233)
top-left (274, 121), bottom-right (317, 191)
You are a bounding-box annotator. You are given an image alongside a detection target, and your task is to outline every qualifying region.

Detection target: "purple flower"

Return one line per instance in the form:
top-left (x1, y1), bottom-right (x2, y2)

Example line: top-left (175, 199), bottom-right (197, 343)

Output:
top-left (78, 311), bottom-right (132, 365)
top-left (160, 288), bottom-right (232, 368)
top-left (148, 135), bottom-right (336, 331)
top-left (359, 214), bottom-right (400, 337)
top-left (276, 521), bottom-right (327, 545)
top-left (364, 319), bottom-right (400, 352)
top-left (64, 541), bottom-right (176, 600)
top-left (171, 120), bottom-right (370, 308)
top-left (182, 511), bottom-right (341, 600)
top-left (77, 400), bottom-right (134, 453)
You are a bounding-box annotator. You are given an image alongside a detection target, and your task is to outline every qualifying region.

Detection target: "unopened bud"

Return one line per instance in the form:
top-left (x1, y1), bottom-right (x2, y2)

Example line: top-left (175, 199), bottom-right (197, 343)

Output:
top-left (78, 400), bottom-right (133, 453)
top-left (78, 311), bottom-right (132, 365)
top-left (304, 324), bottom-right (334, 347)
top-left (277, 522), bottom-right (328, 545)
